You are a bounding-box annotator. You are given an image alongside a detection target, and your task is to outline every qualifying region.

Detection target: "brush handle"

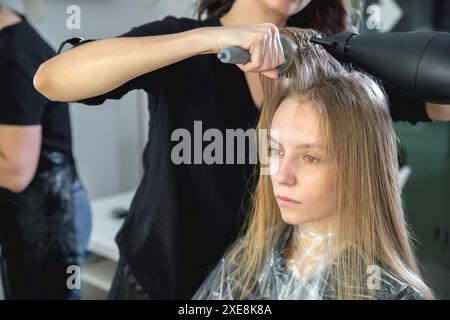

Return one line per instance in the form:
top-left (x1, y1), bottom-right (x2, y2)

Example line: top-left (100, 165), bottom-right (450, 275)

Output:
top-left (217, 35), bottom-right (293, 74)
top-left (217, 47), bottom-right (251, 64)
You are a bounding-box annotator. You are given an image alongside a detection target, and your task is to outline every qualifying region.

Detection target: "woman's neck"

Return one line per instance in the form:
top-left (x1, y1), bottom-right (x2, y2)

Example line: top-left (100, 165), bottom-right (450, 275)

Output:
top-left (220, 0), bottom-right (288, 27)
top-left (284, 225), bottom-right (336, 278)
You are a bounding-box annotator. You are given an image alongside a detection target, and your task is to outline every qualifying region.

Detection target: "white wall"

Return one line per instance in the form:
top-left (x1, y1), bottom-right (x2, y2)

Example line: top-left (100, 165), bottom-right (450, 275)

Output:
top-left (1, 0), bottom-right (197, 198)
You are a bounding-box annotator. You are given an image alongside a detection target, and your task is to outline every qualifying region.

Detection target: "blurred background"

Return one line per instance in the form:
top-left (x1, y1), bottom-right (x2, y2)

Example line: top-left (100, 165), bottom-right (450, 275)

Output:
top-left (362, 0), bottom-right (450, 300)
top-left (0, 0), bottom-right (448, 299)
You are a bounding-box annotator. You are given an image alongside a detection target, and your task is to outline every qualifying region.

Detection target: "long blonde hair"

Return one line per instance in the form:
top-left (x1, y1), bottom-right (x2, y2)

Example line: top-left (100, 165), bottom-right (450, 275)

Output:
top-left (221, 28), bottom-right (434, 300)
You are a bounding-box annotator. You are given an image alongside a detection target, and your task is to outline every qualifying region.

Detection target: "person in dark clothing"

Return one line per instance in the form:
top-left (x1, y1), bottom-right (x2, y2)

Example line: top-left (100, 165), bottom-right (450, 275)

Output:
top-left (0, 6), bottom-right (91, 299)
top-left (34, 0), bottom-right (450, 299)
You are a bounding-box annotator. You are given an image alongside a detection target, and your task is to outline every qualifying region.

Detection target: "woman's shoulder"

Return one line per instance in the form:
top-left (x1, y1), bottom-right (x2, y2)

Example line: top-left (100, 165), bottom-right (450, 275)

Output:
top-left (375, 268), bottom-right (424, 300)
top-left (121, 15), bottom-right (219, 38)
top-left (389, 285), bottom-right (424, 300)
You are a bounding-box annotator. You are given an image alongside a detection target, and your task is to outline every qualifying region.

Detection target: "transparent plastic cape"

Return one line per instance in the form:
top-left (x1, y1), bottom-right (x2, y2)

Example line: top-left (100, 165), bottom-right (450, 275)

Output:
top-left (192, 225), bottom-right (423, 300)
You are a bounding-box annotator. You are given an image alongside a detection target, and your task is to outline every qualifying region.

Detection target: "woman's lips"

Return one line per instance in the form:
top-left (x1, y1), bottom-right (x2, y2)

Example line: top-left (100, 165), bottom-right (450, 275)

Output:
top-left (276, 195), bottom-right (301, 207)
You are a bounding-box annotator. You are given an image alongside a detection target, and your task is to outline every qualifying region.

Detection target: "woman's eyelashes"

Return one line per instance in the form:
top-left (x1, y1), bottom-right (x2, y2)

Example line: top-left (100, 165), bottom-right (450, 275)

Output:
top-left (268, 146), bottom-right (282, 157)
top-left (303, 154), bottom-right (320, 164)
top-left (268, 145), bottom-right (320, 164)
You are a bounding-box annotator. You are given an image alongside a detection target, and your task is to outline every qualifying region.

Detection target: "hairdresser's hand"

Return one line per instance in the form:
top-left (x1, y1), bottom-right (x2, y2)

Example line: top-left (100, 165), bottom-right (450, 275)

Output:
top-left (206, 24), bottom-right (285, 79)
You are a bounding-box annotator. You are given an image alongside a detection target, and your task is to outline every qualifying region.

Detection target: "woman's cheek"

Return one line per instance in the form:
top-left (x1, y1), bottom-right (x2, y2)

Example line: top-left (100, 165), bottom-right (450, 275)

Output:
top-left (304, 170), bottom-right (332, 200)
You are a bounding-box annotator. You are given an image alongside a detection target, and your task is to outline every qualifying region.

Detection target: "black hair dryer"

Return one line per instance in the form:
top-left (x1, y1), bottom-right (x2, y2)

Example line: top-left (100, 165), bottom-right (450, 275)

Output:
top-left (310, 32), bottom-right (450, 104)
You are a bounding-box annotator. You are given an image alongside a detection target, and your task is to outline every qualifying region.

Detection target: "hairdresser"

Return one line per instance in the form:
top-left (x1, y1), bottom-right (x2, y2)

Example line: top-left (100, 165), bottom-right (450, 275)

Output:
top-left (0, 6), bottom-right (91, 299)
top-left (33, 0), bottom-right (450, 299)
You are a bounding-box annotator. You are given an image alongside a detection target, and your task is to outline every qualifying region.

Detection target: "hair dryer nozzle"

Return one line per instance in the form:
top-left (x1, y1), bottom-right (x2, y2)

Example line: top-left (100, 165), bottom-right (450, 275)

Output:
top-left (310, 32), bottom-right (358, 62)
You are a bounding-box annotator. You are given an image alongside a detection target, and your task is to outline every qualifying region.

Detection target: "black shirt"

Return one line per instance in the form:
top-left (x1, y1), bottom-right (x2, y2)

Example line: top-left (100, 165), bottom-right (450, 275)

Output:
top-left (0, 15), bottom-right (73, 156)
top-left (78, 16), bottom-right (431, 299)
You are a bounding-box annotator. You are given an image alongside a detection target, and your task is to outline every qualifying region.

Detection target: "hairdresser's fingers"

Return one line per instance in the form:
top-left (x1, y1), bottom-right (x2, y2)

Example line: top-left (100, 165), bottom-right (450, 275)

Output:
top-left (262, 28), bottom-right (274, 70)
top-left (238, 36), bottom-right (266, 72)
top-left (260, 32), bottom-right (285, 79)
top-left (240, 24), bottom-right (281, 73)
top-left (236, 64), bottom-right (279, 79)
top-left (276, 31), bottom-right (286, 66)
top-left (234, 66), bottom-right (278, 79)
top-left (261, 69), bottom-right (279, 79)
top-left (266, 24), bottom-right (285, 69)
top-left (262, 24), bottom-right (284, 71)
top-left (262, 24), bottom-right (282, 71)
top-left (255, 39), bottom-right (281, 78)
top-left (260, 24), bottom-right (285, 69)
top-left (269, 26), bottom-right (283, 67)
top-left (257, 29), bottom-right (280, 79)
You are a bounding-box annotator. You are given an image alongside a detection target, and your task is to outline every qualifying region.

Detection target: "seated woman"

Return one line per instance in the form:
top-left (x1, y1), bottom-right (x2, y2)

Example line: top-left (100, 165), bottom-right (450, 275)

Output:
top-left (192, 28), bottom-right (434, 300)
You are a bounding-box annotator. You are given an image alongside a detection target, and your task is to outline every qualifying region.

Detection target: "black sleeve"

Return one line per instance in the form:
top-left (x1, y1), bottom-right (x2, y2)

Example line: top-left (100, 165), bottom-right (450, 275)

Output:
top-left (0, 57), bottom-right (46, 125)
top-left (383, 83), bottom-right (432, 124)
top-left (76, 16), bottom-right (190, 106)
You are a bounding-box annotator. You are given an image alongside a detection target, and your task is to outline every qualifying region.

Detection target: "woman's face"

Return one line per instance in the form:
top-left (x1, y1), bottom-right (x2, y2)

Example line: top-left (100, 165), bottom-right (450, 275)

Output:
top-left (269, 97), bottom-right (336, 231)
top-left (260, 0), bottom-right (312, 17)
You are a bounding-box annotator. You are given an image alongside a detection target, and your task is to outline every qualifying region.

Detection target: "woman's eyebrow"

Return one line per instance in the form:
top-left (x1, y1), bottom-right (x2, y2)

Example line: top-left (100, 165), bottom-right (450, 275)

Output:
top-left (269, 136), bottom-right (279, 144)
top-left (269, 135), bottom-right (322, 149)
top-left (295, 143), bottom-right (323, 150)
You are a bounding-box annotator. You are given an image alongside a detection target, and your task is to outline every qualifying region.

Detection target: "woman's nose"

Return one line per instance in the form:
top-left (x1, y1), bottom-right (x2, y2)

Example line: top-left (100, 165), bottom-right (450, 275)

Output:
top-left (272, 156), bottom-right (296, 186)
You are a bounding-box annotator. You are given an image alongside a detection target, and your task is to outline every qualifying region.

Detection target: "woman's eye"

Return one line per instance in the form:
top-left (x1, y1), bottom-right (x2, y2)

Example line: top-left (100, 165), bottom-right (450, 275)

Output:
top-left (268, 148), bottom-right (281, 157)
top-left (304, 154), bottom-right (319, 163)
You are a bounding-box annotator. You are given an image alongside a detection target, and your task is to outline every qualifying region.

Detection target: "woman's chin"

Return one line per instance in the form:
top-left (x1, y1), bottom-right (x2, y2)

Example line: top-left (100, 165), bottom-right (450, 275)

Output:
top-left (279, 209), bottom-right (310, 226)
top-left (266, 0), bottom-right (311, 17)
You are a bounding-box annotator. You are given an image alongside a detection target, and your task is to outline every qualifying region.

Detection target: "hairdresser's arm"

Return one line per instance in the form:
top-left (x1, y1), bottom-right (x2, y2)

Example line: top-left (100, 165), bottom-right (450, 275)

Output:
top-left (0, 125), bottom-right (41, 193)
top-left (34, 24), bottom-right (284, 102)
top-left (0, 6), bottom-right (21, 30)
top-left (426, 103), bottom-right (450, 122)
